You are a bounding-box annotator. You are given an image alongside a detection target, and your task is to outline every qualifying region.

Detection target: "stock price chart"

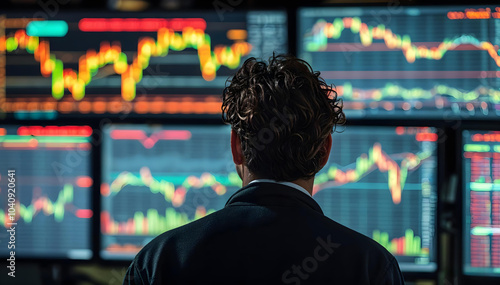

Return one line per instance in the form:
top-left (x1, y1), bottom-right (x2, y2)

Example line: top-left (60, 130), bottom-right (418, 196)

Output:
top-left (0, 125), bottom-right (93, 259)
top-left (101, 124), bottom-right (241, 259)
top-left (313, 126), bottom-right (438, 271)
top-left (463, 130), bottom-right (500, 276)
top-left (298, 6), bottom-right (500, 119)
top-left (0, 11), bottom-right (286, 119)
top-left (102, 124), bottom-right (438, 270)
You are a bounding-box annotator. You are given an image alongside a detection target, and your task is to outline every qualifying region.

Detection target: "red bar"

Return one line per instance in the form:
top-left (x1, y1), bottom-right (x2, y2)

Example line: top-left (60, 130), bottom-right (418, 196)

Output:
top-left (101, 211), bottom-right (110, 233)
top-left (76, 209), bottom-right (93, 219)
top-left (78, 18), bottom-right (207, 32)
top-left (76, 176), bottom-right (93, 188)
top-left (110, 130), bottom-right (146, 140)
top-left (472, 132), bottom-right (500, 142)
top-left (101, 183), bottom-right (110, 197)
top-left (17, 126), bottom-right (92, 137)
top-left (416, 133), bottom-right (438, 141)
top-left (158, 130), bottom-right (192, 140)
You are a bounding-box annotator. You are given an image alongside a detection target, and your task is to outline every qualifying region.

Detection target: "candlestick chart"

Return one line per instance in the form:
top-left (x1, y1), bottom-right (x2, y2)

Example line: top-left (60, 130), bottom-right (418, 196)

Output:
top-left (298, 6), bottom-right (500, 119)
top-left (313, 126), bottom-right (438, 272)
top-left (100, 124), bottom-right (241, 259)
top-left (463, 130), bottom-right (500, 276)
top-left (0, 125), bottom-right (93, 259)
top-left (0, 11), bottom-right (287, 118)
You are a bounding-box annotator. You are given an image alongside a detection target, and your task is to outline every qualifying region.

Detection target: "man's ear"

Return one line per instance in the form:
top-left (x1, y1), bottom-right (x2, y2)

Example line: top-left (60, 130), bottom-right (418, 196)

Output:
top-left (231, 129), bottom-right (244, 165)
top-left (319, 135), bottom-right (332, 168)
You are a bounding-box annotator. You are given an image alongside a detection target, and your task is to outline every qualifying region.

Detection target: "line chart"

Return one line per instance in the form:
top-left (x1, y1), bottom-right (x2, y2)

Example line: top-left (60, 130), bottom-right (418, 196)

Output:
top-left (100, 124), bottom-right (241, 259)
top-left (0, 184), bottom-right (92, 227)
top-left (1, 26), bottom-right (251, 101)
top-left (298, 6), bottom-right (500, 119)
top-left (0, 125), bottom-right (93, 259)
top-left (313, 142), bottom-right (434, 204)
top-left (312, 126), bottom-right (437, 270)
top-left (305, 17), bottom-right (500, 65)
top-left (337, 82), bottom-right (500, 103)
top-left (1, 12), bottom-right (288, 117)
top-left (103, 167), bottom-right (241, 207)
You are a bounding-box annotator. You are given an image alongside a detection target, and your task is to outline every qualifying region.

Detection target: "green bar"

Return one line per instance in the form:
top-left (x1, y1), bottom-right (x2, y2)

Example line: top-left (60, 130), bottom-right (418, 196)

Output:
top-left (494, 145), bottom-right (500, 153)
top-left (34, 136), bottom-right (89, 143)
top-left (471, 226), bottom-right (499, 236)
top-left (381, 232), bottom-right (389, 248)
top-left (134, 211), bottom-right (144, 234)
top-left (464, 144), bottom-right (490, 152)
top-left (470, 182), bottom-right (493, 191)
top-left (0, 136), bottom-right (33, 143)
top-left (6, 37), bottom-right (18, 52)
top-left (0, 135), bottom-right (89, 144)
top-left (373, 230), bottom-right (380, 243)
top-left (52, 58), bottom-right (64, 99)
top-left (414, 236), bottom-right (421, 255)
top-left (27, 20), bottom-right (68, 37)
top-left (405, 229), bottom-right (413, 255)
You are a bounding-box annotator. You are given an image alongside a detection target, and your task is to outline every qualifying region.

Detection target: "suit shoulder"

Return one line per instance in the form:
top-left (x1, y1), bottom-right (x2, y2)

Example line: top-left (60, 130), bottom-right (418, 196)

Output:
top-left (136, 208), bottom-right (229, 257)
top-left (319, 214), bottom-right (397, 260)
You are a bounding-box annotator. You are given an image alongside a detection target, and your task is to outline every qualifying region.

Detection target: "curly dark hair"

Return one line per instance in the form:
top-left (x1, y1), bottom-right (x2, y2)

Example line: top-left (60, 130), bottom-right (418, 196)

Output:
top-left (222, 54), bottom-right (345, 181)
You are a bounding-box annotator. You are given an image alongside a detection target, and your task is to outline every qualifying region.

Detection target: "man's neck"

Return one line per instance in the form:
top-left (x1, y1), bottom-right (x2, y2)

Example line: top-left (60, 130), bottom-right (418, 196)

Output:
top-left (241, 168), bottom-right (314, 195)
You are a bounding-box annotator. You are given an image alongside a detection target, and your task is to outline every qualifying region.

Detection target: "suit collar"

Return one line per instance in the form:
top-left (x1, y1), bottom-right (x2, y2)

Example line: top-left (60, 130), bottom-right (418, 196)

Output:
top-left (225, 182), bottom-right (323, 215)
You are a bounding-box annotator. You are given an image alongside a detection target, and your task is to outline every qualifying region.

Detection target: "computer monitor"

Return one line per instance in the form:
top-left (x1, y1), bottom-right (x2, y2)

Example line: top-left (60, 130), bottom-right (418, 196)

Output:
top-left (1, 11), bottom-right (287, 119)
top-left (100, 124), bottom-right (241, 259)
top-left (462, 130), bottom-right (500, 276)
top-left (101, 124), bottom-right (439, 269)
top-left (297, 5), bottom-right (500, 119)
top-left (313, 126), bottom-right (438, 272)
top-left (0, 125), bottom-right (93, 259)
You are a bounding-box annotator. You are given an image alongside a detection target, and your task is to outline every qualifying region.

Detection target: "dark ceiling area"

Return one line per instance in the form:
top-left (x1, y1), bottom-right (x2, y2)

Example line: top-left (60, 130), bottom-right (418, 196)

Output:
top-left (2, 0), bottom-right (500, 10)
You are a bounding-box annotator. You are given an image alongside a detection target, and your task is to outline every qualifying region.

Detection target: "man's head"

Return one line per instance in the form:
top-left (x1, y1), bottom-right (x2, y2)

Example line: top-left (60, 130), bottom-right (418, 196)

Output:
top-left (222, 54), bottom-right (345, 185)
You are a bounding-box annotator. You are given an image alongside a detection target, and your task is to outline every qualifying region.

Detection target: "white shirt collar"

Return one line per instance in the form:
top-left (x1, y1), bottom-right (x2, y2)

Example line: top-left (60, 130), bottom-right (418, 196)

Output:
top-left (248, 179), bottom-right (312, 197)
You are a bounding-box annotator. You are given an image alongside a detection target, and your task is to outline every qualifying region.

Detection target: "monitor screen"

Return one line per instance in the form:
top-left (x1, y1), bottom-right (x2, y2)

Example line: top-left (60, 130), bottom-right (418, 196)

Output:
top-left (0, 125), bottom-right (93, 259)
top-left (100, 124), bottom-right (241, 259)
top-left (313, 126), bottom-right (438, 272)
top-left (297, 5), bottom-right (500, 119)
top-left (101, 124), bottom-right (439, 269)
top-left (462, 130), bottom-right (500, 276)
top-left (1, 11), bottom-right (287, 119)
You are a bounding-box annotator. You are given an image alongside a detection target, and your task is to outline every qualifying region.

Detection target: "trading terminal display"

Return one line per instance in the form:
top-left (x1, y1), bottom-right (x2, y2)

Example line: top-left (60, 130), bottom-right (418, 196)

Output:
top-left (0, 11), bottom-right (287, 119)
top-left (101, 124), bottom-right (438, 273)
top-left (0, 125), bottom-right (93, 259)
top-left (313, 126), bottom-right (438, 272)
top-left (298, 6), bottom-right (500, 119)
top-left (100, 124), bottom-right (241, 259)
top-left (463, 130), bottom-right (500, 276)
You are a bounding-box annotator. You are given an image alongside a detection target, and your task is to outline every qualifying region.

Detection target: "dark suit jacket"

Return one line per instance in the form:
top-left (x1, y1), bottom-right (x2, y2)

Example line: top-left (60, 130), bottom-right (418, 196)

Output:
top-left (123, 182), bottom-right (405, 284)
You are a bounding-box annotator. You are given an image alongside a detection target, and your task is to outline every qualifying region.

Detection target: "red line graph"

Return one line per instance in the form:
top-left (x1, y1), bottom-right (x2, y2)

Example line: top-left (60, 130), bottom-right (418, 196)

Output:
top-left (110, 129), bottom-right (192, 148)
top-left (313, 142), bottom-right (432, 204)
